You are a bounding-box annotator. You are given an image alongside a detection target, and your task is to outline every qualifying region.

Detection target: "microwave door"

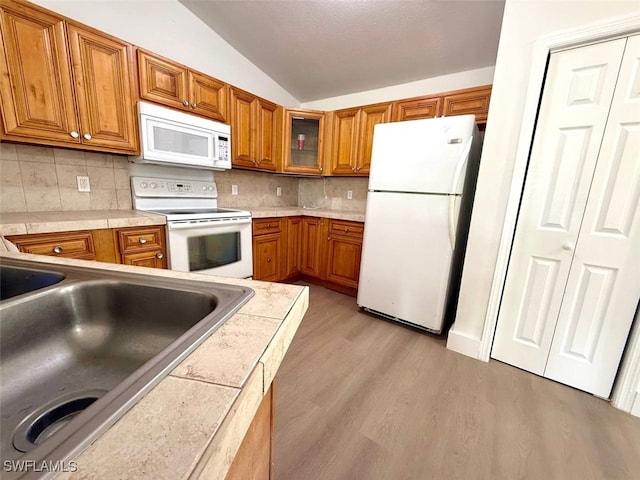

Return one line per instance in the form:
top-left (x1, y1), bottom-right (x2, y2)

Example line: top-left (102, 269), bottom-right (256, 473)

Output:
top-left (143, 116), bottom-right (215, 168)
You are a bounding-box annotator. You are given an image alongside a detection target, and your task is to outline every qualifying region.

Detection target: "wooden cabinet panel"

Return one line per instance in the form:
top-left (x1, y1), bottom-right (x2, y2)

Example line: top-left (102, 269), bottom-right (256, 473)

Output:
top-left (441, 85), bottom-right (492, 123)
top-left (189, 70), bottom-right (227, 122)
top-left (281, 109), bottom-right (326, 175)
top-left (7, 230), bottom-right (96, 260)
top-left (285, 216), bottom-right (302, 278)
top-left (137, 49), bottom-right (188, 110)
top-left (356, 102), bottom-right (392, 174)
top-left (299, 217), bottom-right (325, 277)
top-left (253, 218), bottom-right (283, 236)
top-left (393, 95), bottom-right (441, 122)
top-left (0, 1), bottom-right (78, 143)
top-left (230, 87), bottom-right (256, 168)
top-left (253, 233), bottom-right (282, 282)
top-left (325, 219), bottom-right (363, 289)
top-left (67, 23), bottom-right (137, 152)
top-left (255, 98), bottom-right (279, 171)
top-left (330, 108), bottom-right (360, 175)
top-left (225, 385), bottom-right (273, 480)
top-left (115, 225), bottom-right (167, 269)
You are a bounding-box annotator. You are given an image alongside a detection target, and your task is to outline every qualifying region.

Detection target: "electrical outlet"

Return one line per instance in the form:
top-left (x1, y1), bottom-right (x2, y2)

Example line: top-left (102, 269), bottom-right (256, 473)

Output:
top-left (231, 184), bottom-right (238, 195)
top-left (347, 190), bottom-right (353, 200)
top-left (77, 175), bottom-right (90, 192)
top-left (276, 186), bottom-right (282, 197)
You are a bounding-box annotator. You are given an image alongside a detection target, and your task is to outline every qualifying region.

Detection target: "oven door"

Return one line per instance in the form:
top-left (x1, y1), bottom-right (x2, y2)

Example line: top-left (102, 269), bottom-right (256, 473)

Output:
top-left (166, 218), bottom-right (253, 278)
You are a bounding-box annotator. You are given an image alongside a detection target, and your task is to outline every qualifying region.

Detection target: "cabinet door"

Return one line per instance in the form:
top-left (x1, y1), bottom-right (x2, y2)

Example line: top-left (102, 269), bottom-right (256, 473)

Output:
top-left (442, 85), bottom-right (492, 123)
top-left (330, 108), bottom-right (360, 175)
top-left (68, 23), bottom-right (137, 152)
top-left (188, 70), bottom-right (228, 122)
top-left (393, 95), bottom-right (441, 122)
top-left (137, 49), bottom-right (189, 111)
top-left (300, 217), bottom-right (324, 277)
top-left (255, 98), bottom-right (279, 171)
top-left (121, 250), bottom-right (166, 268)
top-left (229, 87), bottom-right (256, 169)
top-left (0, 1), bottom-right (79, 143)
top-left (253, 233), bottom-right (283, 281)
top-left (325, 235), bottom-right (362, 289)
top-left (282, 109), bottom-right (325, 175)
top-left (356, 102), bottom-right (392, 174)
top-left (285, 216), bottom-right (302, 278)
top-left (7, 230), bottom-right (96, 260)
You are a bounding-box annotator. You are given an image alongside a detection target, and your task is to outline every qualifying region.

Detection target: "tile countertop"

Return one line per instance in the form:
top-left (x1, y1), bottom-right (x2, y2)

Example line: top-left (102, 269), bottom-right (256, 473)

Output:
top-left (0, 210), bottom-right (166, 236)
top-left (0, 251), bottom-right (309, 480)
top-left (246, 206), bottom-right (366, 222)
top-left (0, 208), bottom-right (364, 237)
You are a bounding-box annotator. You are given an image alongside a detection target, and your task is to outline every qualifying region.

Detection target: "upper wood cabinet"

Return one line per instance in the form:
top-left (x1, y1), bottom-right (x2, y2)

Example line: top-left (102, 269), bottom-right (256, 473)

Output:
top-left (0, 0), bottom-right (138, 153)
top-left (393, 95), bottom-right (442, 122)
top-left (229, 86), bottom-right (281, 172)
top-left (329, 102), bottom-right (392, 176)
top-left (281, 109), bottom-right (326, 175)
top-left (393, 85), bottom-right (492, 124)
top-left (137, 49), bottom-right (228, 123)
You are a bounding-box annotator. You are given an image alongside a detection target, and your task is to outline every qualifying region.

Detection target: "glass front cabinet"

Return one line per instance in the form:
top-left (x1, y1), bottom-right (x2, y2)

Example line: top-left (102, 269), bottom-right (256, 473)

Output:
top-left (281, 109), bottom-right (326, 175)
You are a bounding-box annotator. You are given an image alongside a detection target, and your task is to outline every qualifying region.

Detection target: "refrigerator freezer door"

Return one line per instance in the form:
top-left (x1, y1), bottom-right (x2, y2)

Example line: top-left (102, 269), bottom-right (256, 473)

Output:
top-left (357, 191), bottom-right (458, 332)
top-left (368, 115), bottom-right (476, 195)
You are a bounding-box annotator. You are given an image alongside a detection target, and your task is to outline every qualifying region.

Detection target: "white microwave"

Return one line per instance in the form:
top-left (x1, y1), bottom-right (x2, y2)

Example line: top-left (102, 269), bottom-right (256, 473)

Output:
top-left (130, 101), bottom-right (231, 170)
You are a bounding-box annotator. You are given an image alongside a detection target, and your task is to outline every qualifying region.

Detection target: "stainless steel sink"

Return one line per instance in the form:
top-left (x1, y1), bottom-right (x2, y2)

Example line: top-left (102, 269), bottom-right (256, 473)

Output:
top-left (0, 266), bottom-right (65, 300)
top-left (0, 258), bottom-right (254, 479)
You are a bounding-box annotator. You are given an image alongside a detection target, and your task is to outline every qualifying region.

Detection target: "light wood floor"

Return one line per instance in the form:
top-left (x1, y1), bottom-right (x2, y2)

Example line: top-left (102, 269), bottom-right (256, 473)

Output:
top-left (273, 284), bottom-right (640, 480)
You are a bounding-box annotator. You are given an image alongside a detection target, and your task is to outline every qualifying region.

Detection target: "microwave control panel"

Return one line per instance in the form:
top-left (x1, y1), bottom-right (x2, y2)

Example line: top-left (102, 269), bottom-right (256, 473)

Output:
top-left (217, 136), bottom-right (229, 163)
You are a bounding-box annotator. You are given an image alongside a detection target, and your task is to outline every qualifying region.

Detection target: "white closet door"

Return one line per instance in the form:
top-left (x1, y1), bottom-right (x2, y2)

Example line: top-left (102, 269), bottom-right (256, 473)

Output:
top-left (491, 39), bottom-right (627, 374)
top-left (545, 35), bottom-right (640, 397)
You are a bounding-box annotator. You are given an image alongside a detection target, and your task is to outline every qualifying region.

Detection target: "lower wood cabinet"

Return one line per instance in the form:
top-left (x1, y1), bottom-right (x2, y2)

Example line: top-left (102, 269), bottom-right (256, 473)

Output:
top-left (225, 384), bottom-right (274, 480)
top-left (251, 216), bottom-right (364, 296)
top-left (7, 225), bottom-right (167, 269)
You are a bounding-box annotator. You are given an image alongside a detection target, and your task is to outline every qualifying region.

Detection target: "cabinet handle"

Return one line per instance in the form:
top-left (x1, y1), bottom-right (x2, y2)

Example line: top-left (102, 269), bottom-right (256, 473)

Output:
top-left (327, 236), bottom-right (331, 240)
top-left (267, 257), bottom-right (272, 263)
top-left (319, 166), bottom-right (323, 172)
top-left (53, 245), bottom-right (63, 254)
top-left (352, 166), bottom-right (356, 172)
top-left (561, 242), bottom-right (574, 251)
top-left (139, 238), bottom-right (148, 244)
top-left (70, 130), bottom-right (79, 139)
top-left (344, 227), bottom-right (349, 232)
top-left (191, 102), bottom-right (197, 108)
top-left (266, 224), bottom-right (272, 228)
top-left (183, 100), bottom-right (189, 106)
top-left (156, 252), bottom-right (164, 259)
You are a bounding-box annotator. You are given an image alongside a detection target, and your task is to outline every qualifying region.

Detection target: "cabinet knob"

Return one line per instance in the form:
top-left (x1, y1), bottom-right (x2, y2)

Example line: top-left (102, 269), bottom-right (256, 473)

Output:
top-left (139, 237), bottom-right (148, 244)
top-left (266, 224), bottom-right (272, 228)
top-left (344, 227), bottom-right (349, 232)
top-left (156, 252), bottom-right (164, 259)
top-left (53, 245), bottom-right (63, 254)
top-left (70, 130), bottom-right (79, 139)
top-left (319, 166), bottom-right (323, 172)
top-left (183, 100), bottom-right (189, 106)
top-left (327, 236), bottom-right (331, 240)
top-left (352, 167), bottom-right (356, 172)
top-left (266, 257), bottom-right (272, 263)
top-left (561, 242), bottom-right (574, 251)
top-left (83, 132), bottom-right (92, 140)
top-left (191, 102), bottom-right (197, 108)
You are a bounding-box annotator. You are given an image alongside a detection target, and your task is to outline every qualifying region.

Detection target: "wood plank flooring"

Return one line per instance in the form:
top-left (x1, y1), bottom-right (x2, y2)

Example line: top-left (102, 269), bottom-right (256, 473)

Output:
top-left (273, 284), bottom-right (640, 480)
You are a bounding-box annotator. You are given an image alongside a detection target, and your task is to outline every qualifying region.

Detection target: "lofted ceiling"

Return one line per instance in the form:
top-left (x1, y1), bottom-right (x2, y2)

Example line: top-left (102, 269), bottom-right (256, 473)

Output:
top-left (179, 0), bottom-right (506, 103)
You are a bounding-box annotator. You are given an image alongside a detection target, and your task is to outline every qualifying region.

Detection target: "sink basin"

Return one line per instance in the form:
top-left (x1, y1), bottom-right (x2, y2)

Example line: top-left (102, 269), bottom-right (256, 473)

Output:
top-left (0, 266), bottom-right (65, 300)
top-left (0, 258), bottom-right (254, 478)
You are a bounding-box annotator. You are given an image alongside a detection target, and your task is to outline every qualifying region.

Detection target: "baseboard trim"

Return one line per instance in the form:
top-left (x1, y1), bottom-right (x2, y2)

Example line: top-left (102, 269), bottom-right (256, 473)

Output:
top-left (446, 327), bottom-right (483, 360)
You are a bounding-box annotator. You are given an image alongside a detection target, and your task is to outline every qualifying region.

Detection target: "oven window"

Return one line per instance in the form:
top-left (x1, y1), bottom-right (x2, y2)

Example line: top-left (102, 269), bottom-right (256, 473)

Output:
top-left (187, 232), bottom-right (240, 271)
top-left (153, 126), bottom-right (209, 157)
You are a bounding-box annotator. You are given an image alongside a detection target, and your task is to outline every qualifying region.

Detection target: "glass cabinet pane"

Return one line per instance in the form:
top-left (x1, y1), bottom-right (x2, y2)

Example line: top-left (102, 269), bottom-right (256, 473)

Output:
top-left (290, 117), bottom-right (320, 167)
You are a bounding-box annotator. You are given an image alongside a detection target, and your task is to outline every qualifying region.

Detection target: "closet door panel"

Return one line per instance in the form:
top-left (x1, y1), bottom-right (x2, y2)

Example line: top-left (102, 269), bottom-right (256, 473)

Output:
top-left (491, 38), bottom-right (627, 374)
top-left (545, 35), bottom-right (640, 397)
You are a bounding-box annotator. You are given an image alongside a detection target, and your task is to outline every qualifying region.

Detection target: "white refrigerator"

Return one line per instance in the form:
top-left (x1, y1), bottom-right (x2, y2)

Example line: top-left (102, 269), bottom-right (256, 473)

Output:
top-left (357, 115), bottom-right (481, 333)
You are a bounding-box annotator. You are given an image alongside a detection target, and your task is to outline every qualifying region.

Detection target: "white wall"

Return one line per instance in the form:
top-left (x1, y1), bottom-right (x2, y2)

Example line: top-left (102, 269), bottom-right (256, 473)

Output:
top-left (448, 0), bottom-right (640, 357)
top-left (301, 66), bottom-right (495, 110)
top-left (31, 0), bottom-right (299, 107)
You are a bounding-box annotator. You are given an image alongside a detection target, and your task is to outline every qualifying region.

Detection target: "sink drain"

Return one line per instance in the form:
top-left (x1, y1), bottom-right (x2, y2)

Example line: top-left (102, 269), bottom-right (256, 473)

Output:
top-left (13, 391), bottom-right (105, 453)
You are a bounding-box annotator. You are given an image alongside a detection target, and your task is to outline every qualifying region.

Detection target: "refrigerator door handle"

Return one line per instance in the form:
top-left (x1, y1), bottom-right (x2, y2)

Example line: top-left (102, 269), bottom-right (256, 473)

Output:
top-left (448, 195), bottom-right (457, 249)
top-left (450, 137), bottom-right (473, 194)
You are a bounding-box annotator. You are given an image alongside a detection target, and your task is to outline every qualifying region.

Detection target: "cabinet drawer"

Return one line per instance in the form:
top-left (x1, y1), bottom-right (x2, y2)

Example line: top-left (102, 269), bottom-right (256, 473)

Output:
top-left (252, 218), bottom-right (283, 236)
top-left (7, 231), bottom-right (96, 260)
top-left (328, 220), bottom-right (364, 239)
top-left (117, 226), bottom-right (164, 253)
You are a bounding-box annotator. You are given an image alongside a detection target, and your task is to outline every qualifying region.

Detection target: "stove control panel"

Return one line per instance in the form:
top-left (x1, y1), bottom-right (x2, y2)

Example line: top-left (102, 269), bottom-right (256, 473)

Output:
top-left (131, 177), bottom-right (217, 198)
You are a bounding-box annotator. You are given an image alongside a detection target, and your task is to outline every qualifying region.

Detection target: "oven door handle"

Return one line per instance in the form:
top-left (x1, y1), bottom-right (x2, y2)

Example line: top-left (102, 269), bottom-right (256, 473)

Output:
top-left (168, 217), bottom-right (252, 230)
